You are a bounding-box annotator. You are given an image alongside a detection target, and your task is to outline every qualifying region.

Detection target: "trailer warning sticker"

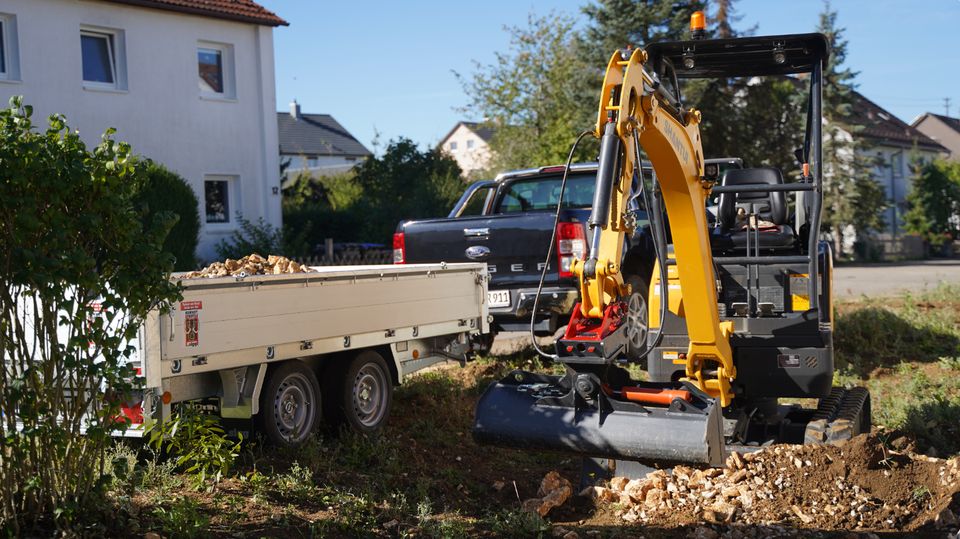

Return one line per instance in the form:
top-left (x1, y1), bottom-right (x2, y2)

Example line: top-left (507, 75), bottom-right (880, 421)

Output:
top-left (180, 302), bottom-right (201, 347)
top-left (180, 300), bottom-right (203, 311)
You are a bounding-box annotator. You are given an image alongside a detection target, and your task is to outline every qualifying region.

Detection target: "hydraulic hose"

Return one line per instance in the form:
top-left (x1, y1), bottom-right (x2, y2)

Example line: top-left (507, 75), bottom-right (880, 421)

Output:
top-left (629, 127), bottom-right (670, 361)
top-left (530, 130), bottom-right (596, 361)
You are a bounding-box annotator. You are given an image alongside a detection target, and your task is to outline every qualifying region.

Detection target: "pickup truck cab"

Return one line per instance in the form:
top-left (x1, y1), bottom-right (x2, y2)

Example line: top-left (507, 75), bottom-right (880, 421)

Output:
top-left (394, 163), bottom-right (655, 351)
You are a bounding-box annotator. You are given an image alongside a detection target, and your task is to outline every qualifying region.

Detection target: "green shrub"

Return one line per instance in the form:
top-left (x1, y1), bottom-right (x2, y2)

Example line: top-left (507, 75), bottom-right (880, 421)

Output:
top-left (214, 215), bottom-right (284, 260)
top-left (148, 406), bottom-right (242, 492)
top-left (0, 97), bottom-right (181, 534)
top-left (134, 161), bottom-right (201, 270)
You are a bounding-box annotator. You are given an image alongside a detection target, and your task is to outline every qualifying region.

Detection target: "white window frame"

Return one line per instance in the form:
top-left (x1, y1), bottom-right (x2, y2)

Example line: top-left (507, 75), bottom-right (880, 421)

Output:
top-left (80, 26), bottom-right (127, 91)
top-left (203, 175), bottom-right (240, 229)
top-left (197, 41), bottom-right (236, 100)
top-left (0, 14), bottom-right (20, 82)
top-left (449, 141), bottom-right (458, 152)
top-left (466, 139), bottom-right (475, 150)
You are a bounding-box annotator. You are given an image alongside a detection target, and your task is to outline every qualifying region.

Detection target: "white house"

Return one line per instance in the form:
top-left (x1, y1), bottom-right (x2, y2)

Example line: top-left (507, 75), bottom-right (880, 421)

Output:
top-left (0, 0), bottom-right (287, 262)
top-left (278, 100), bottom-right (371, 183)
top-left (847, 92), bottom-right (947, 238)
top-left (439, 121), bottom-right (495, 176)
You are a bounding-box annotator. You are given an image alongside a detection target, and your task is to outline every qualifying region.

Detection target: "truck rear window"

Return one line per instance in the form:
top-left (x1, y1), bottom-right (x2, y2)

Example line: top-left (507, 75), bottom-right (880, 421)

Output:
top-left (496, 174), bottom-right (597, 213)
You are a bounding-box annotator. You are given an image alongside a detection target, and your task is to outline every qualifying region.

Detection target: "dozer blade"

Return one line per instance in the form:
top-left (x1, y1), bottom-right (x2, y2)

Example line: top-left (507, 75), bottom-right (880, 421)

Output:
top-left (473, 370), bottom-right (726, 466)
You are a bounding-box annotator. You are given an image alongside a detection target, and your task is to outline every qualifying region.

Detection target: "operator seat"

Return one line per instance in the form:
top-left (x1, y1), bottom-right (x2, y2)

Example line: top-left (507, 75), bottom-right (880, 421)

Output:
top-left (710, 167), bottom-right (797, 252)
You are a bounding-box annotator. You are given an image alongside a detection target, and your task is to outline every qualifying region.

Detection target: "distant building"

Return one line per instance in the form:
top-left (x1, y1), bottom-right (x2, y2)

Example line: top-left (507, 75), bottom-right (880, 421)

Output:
top-left (278, 101), bottom-right (371, 183)
top-left (911, 113), bottom-right (960, 162)
top-left (847, 92), bottom-right (948, 238)
top-left (0, 0), bottom-right (288, 262)
top-left (438, 121), bottom-right (495, 176)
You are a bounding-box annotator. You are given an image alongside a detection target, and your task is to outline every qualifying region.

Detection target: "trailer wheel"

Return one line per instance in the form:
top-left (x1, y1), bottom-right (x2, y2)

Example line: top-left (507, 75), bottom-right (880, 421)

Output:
top-left (258, 361), bottom-right (321, 446)
top-left (623, 275), bottom-right (649, 361)
top-left (326, 350), bottom-right (393, 435)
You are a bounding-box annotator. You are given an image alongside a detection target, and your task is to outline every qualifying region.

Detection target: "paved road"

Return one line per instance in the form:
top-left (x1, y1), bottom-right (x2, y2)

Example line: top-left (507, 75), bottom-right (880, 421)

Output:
top-left (832, 259), bottom-right (960, 298)
top-left (490, 260), bottom-right (960, 354)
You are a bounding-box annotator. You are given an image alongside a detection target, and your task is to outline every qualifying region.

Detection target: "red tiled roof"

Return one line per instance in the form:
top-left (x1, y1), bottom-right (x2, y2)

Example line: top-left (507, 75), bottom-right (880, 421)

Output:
top-left (849, 91), bottom-right (946, 152)
top-left (104, 0), bottom-right (287, 26)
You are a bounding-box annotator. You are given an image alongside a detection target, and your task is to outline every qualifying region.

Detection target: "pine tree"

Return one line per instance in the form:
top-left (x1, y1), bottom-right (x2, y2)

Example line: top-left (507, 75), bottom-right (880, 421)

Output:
top-left (817, 2), bottom-right (886, 256)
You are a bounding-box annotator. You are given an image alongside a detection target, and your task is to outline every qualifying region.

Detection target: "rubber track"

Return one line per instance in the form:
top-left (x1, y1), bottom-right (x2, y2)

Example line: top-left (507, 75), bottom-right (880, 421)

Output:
top-left (803, 387), bottom-right (871, 444)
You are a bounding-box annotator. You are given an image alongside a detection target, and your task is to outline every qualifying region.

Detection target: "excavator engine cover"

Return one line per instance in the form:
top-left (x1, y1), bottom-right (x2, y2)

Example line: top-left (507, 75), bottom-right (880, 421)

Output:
top-left (473, 370), bottom-right (726, 466)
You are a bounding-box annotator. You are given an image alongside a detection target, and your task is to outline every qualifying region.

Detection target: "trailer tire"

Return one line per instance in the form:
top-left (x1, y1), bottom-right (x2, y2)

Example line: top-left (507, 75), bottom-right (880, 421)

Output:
top-left (257, 360), bottom-right (322, 447)
top-left (326, 350), bottom-right (393, 435)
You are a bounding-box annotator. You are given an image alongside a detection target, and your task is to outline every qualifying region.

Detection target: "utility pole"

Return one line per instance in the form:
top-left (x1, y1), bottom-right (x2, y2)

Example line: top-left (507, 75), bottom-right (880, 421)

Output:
top-left (946, 97), bottom-right (952, 117)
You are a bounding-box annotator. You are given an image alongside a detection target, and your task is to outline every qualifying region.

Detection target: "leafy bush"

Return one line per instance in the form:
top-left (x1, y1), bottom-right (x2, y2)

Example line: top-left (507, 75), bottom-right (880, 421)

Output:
top-left (904, 159), bottom-right (960, 248)
top-left (134, 161), bottom-right (201, 270)
top-left (0, 97), bottom-right (181, 533)
top-left (281, 139), bottom-right (463, 247)
top-left (148, 406), bottom-right (242, 492)
top-left (214, 215), bottom-right (284, 260)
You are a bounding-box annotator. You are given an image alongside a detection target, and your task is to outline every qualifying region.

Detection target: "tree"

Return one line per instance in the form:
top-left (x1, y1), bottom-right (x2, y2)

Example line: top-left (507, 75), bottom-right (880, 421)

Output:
top-left (133, 160), bottom-right (201, 271)
top-left (457, 12), bottom-right (593, 171)
top-left (817, 2), bottom-right (886, 255)
top-left (0, 97), bottom-right (180, 533)
top-left (904, 159), bottom-right (960, 249)
top-left (349, 138), bottom-right (463, 243)
top-left (580, 0), bottom-right (704, 64)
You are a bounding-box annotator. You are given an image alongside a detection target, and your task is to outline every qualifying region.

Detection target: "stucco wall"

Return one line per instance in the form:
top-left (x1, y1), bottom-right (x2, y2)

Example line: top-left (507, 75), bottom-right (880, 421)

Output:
top-left (442, 124), bottom-right (491, 176)
top-left (0, 0), bottom-right (282, 262)
top-left (914, 116), bottom-right (960, 161)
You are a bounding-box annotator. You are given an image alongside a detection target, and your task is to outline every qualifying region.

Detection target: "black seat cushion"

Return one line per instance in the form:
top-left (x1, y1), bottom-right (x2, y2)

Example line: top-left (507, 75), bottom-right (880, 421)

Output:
top-left (711, 167), bottom-right (797, 253)
top-left (710, 224), bottom-right (797, 252)
top-left (718, 167), bottom-right (787, 230)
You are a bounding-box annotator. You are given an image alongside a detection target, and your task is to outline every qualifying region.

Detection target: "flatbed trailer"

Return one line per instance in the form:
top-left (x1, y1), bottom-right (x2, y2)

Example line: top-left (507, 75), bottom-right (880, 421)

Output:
top-left (123, 262), bottom-right (488, 444)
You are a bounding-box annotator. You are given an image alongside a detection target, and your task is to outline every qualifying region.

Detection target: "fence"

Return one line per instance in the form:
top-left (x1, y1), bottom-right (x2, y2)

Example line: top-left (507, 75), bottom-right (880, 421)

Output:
top-left (294, 249), bottom-right (393, 267)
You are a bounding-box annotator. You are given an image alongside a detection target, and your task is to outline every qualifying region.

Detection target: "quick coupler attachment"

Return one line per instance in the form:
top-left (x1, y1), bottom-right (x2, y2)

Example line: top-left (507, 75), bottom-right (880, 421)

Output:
top-left (472, 370), bottom-right (726, 466)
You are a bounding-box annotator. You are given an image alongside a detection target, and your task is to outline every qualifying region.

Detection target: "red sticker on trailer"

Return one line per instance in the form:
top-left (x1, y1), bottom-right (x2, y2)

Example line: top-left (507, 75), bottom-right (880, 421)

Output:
top-left (184, 311), bottom-right (199, 347)
top-left (180, 301), bottom-right (202, 311)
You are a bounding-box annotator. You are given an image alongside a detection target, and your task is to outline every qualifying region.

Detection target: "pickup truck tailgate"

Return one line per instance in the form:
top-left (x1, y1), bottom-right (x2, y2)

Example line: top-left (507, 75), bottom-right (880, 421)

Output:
top-left (402, 213), bottom-right (564, 286)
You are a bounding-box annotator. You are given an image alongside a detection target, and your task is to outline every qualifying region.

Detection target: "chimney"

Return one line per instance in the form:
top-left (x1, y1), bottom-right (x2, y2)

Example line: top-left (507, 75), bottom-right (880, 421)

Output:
top-left (290, 99), bottom-right (301, 120)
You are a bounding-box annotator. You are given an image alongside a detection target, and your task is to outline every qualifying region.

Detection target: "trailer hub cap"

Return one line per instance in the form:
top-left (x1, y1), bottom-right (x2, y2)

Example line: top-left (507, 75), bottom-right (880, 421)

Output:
top-left (353, 363), bottom-right (388, 427)
top-left (274, 373), bottom-right (315, 441)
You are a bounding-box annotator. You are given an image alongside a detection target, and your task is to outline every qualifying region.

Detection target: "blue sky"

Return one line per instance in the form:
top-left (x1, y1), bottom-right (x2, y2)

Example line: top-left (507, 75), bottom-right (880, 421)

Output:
top-left (258, 0), bottom-right (960, 155)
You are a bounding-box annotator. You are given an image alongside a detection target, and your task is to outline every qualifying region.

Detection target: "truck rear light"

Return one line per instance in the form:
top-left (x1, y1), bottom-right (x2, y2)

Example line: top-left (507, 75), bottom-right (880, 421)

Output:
top-left (557, 222), bottom-right (586, 278)
top-left (393, 232), bottom-right (405, 264)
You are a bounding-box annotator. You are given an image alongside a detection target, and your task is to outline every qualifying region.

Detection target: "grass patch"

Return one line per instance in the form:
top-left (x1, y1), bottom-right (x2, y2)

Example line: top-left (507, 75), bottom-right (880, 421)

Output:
top-left (835, 283), bottom-right (960, 456)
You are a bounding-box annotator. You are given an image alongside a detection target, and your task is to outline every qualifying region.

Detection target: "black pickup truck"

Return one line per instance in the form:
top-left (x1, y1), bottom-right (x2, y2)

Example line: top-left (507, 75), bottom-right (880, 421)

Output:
top-left (393, 159), bottom-right (742, 349)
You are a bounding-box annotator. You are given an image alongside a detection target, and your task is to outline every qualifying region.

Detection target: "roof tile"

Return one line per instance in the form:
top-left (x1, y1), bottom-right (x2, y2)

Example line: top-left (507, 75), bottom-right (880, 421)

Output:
top-left (103, 0), bottom-right (287, 26)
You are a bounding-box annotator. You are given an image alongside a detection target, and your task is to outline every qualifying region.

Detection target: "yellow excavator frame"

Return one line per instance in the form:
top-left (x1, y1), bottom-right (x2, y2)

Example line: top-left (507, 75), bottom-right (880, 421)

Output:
top-left (571, 48), bottom-right (736, 406)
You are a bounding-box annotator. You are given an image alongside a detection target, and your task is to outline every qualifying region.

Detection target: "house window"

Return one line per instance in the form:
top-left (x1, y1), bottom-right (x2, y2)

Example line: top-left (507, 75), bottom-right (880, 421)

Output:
top-left (80, 27), bottom-right (125, 89)
top-left (198, 48), bottom-right (223, 93)
top-left (0, 19), bottom-right (6, 75)
top-left (467, 139), bottom-right (475, 150)
top-left (449, 141), bottom-right (458, 152)
top-left (198, 42), bottom-right (235, 98)
top-left (204, 176), bottom-right (238, 224)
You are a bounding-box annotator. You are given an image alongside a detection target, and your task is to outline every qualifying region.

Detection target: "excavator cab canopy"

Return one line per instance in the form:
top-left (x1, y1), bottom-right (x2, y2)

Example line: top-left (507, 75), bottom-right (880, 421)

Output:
top-left (645, 33), bottom-right (829, 79)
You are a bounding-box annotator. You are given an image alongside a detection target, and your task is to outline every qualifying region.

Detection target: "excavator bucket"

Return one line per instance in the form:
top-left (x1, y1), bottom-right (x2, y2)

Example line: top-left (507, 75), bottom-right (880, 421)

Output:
top-left (473, 370), bottom-right (726, 466)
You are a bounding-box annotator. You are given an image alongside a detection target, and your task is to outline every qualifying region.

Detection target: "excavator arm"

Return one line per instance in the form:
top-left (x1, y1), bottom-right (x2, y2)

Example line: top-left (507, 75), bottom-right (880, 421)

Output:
top-left (570, 47), bottom-right (736, 406)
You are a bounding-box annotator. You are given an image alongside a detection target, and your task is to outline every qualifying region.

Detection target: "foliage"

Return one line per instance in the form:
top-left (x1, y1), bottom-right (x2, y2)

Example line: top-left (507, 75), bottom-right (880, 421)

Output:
top-left (904, 159), bottom-right (960, 247)
top-left (580, 0), bottom-right (704, 63)
top-left (150, 497), bottom-right (210, 539)
top-left (214, 215), bottom-right (284, 260)
top-left (148, 406), bottom-right (242, 492)
top-left (350, 138), bottom-right (464, 243)
top-left (457, 12), bottom-right (595, 171)
top-left (133, 160), bottom-right (201, 270)
top-left (817, 3), bottom-right (887, 255)
top-left (0, 97), bottom-right (180, 534)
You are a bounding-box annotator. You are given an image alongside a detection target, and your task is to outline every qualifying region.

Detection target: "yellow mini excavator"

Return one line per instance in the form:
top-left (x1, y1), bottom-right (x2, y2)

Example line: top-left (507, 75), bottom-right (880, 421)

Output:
top-left (473, 12), bottom-right (871, 476)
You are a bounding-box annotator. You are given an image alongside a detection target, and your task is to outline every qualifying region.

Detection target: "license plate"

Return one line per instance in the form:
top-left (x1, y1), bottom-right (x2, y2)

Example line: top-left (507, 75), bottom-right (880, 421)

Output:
top-left (487, 290), bottom-right (511, 308)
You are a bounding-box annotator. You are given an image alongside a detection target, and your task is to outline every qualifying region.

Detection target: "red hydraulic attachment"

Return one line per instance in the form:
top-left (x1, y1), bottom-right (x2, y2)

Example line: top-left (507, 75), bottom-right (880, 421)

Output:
top-left (602, 383), bottom-right (693, 406)
top-left (563, 301), bottom-right (626, 342)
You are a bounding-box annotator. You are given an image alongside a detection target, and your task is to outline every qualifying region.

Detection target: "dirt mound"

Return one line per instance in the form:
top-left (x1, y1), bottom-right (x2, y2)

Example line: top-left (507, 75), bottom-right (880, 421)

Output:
top-left (584, 434), bottom-right (960, 533)
top-left (181, 254), bottom-right (312, 278)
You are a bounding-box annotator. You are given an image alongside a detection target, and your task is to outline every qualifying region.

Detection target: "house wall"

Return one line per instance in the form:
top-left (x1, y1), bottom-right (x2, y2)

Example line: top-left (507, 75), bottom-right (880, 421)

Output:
top-left (442, 124), bottom-right (491, 176)
top-left (862, 144), bottom-right (942, 237)
top-left (913, 116), bottom-right (960, 161)
top-left (0, 0), bottom-right (282, 262)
